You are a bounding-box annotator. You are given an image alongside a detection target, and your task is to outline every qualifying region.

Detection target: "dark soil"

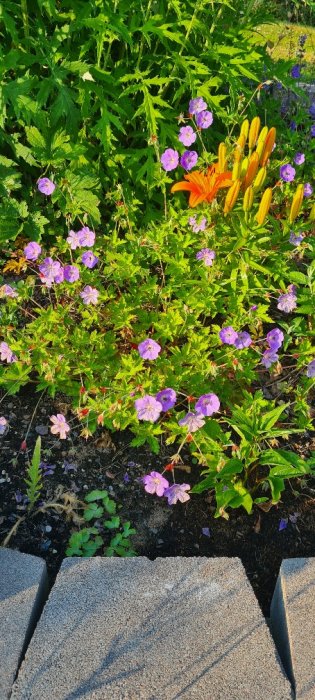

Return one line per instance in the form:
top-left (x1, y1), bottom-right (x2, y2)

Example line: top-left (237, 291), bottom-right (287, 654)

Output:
top-left (1, 388), bottom-right (315, 616)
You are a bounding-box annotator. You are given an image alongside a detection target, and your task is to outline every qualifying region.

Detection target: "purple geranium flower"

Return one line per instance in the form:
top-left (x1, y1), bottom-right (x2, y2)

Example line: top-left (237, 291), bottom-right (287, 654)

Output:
top-left (180, 150), bottom-right (198, 171)
top-left (304, 183), bottom-right (313, 198)
top-left (196, 248), bottom-right (215, 266)
top-left (189, 216), bottom-right (207, 233)
top-left (291, 65), bottom-right (301, 78)
top-left (24, 241), bottom-right (42, 261)
top-left (164, 483), bottom-right (190, 505)
top-left (134, 395), bottom-right (163, 422)
top-left (195, 110), bottom-right (213, 129)
top-left (189, 97), bottom-right (207, 115)
top-left (80, 285), bottom-right (99, 305)
top-left (67, 230), bottom-right (83, 250)
top-left (219, 326), bottom-right (238, 345)
top-left (294, 152), bottom-right (305, 165)
top-left (306, 360), bottom-right (315, 378)
top-left (277, 292), bottom-right (297, 313)
top-left (78, 227), bottom-right (95, 247)
top-left (138, 338), bottom-right (161, 360)
top-left (142, 471), bottom-right (169, 497)
top-left (178, 126), bottom-right (196, 146)
top-left (156, 388), bottom-right (177, 411)
top-left (37, 177), bottom-right (55, 195)
top-left (64, 265), bottom-right (80, 283)
top-left (178, 411), bottom-right (205, 432)
top-left (39, 258), bottom-right (63, 286)
top-left (280, 164), bottom-right (296, 182)
top-left (289, 231), bottom-right (304, 246)
top-left (0, 342), bottom-right (16, 363)
top-left (234, 332), bottom-right (252, 349)
top-left (81, 251), bottom-right (99, 268)
top-left (309, 104), bottom-right (315, 118)
top-left (0, 284), bottom-right (18, 298)
top-left (261, 350), bottom-right (279, 368)
top-left (160, 149), bottom-right (179, 172)
top-left (195, 393), bottom-right (220, 416)
top-left (266, 328), bottom-right (284, 351)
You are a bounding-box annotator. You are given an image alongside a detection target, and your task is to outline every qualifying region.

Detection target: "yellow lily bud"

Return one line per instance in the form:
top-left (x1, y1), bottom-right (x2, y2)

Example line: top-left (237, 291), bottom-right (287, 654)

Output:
top-left (257, 125), bottom-right (268, 146)
top-left (248, 116), bottom-right (261, 150)
top-left (289, 184), bottom-right (304, 223)
top-left (243, 152), bottom-right (259, 190)
top-left (218, 142), bottom-right (227, 173)
top-left (224, 179), bottom-right (241, 214)
top-left (233, 134), bottom-right (246, 163)
top-left (240, 157), bottom-right (248, 178)
top-left (240, 119), bottom-right (249, 140)
top-left (256, 188), bottom-right (272, 225)
top-left (232, 161), bottom-right (241, 180)
top-left (252, 167), bottom-right (267, 193)
top-left (260, 127), bottom-right (276, 166)
top-left (309, 202), bottom-right (315, 222)
top-left (243, 186), bottom-right (254, 212)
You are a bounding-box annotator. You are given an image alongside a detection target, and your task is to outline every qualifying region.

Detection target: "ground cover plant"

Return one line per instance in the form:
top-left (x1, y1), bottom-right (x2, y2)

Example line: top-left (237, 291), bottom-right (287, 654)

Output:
top-left (0, 1), bottom-right (314, 571)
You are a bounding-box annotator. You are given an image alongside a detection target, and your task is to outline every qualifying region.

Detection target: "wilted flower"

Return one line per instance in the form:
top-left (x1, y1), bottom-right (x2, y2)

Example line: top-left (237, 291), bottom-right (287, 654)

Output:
top-left (64, 265), bottom-right (80, 283)
top-left (219, 326), bottom-right (238, 345)
top-left (0, 342), bottom-right (16, 363)
top-left (195, 110), bottom-right (213, 129)
top-left (261, 350), bottom-right (279, 368)
top-left (289, 231), bottom-right (304, 246)
top-left (24, 241), bottom-right (42, 260)
top-left (304, 183), bottom-right (313, 198)
top-left (178, 126), bottom-right (196, 146)
top-left (138, 338), bottom-right (161, 360)
top-left (234, 332), bottom-right (252, 349)
top-left (180, 150), bottom-right (198, 171)
top-left (135, 395), bottom-right (163, 422)
top-left (50, 414), bottom-right (70, 439)
top-left (189, 216), bottom-right (207, 233)
top-left (266, 328), bottom-right (284, 351)
top-left (156, 388), bottom-right (177, 411)
top-left (37, 178), bottom-right (55, 195)
top-left (178, 411), bottom-right (205, 432)
top-left (160, 149), bottom-right (179, 172)
top-left (306, 360), bottom-right (315, 378)
top-left (196, 248), bottom-right (215, 266)
top-left (195, 393), bottom-right (220, 416)
top-left (78, 226), bottom-right (95, 247)
top-left (189, 97), bottom-right (207, 115)
top-left (80, 285), bottom-right (99, 305)
top-left (164, 483), bottom-right (191, 505)
top-left (0, 417), bottom-right (8, 436)
top-left (81, 251), bottom-right (99, 268)
top-left (294, 152), bottom-right (305, 165)
top-left (142, 471), bottom-right (169, 496)
top-left (0, 285), bottom-right (18, 298)
top-left (277, 292), bottom-right (297, 313)
top-left (280, 164), bottom-right (296, 182)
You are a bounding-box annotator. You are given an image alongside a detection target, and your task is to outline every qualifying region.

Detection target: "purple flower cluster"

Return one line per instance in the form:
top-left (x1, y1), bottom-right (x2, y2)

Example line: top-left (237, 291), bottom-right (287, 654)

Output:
top-left (189, 216), bottom-right (207, 233)
top-left (219, 327), bottom-right (252, 349)
top-left (135, 386), bottom-right (177, 423)
top-left (0, 284), bottom-right (18, 298)
top-left (261, 327), bottom-right (284, 368)
top-left (289, 231), bottom-right (304, 246)
top-left (67, 227), bottom-right (95, 249)
top-left (142, 471), bottom-right (190, 505)
top-left (39, 258), bottom-right (64, 287)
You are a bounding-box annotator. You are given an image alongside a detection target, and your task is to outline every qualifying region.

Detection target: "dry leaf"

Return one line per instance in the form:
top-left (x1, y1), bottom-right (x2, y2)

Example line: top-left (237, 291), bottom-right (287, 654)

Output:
top-left (257, 501), bottom-right (274, 513)
top-left (3, 258), bottom-right (27, 274)
top-left (94, 431), bottom-right (116, 451)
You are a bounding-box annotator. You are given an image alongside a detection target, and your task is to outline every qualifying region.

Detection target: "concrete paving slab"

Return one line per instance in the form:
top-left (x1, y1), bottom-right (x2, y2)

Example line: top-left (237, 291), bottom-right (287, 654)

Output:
top-left (12, 557), bottom-right (292, 700)
top-left (271, 557), bottom-right (315, 700)
top-left (0, 548), bottom-right (48, 699)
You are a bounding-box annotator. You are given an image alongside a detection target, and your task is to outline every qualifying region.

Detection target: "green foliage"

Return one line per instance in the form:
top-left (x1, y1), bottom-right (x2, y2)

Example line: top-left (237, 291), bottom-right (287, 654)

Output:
top-left (25, 436), bottom-right (43, 511)
top-left (66, 489), bottom-right (137, 557)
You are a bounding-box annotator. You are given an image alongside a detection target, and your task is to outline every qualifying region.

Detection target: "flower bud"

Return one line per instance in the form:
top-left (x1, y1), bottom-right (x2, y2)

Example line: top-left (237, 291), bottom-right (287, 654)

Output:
top-left (243, 152), bottom-right (259, 189)
top-left (218, 142), bottom-right (227, 173)
top-left (240, 119), bottom-right (249, 140)
top-left (248, 116), bottom-right (261, 150)
top-left (240, 157), bottom-right (248, 178)
top-left (309, 201), bottom-right (315, 222)
top-left (232, 161), bottom-right (241, 181)
top-left (289, 184), bottom-right (304, 223)
top-left (243, 186), bottom-right (254, 212)
top-left (252, 167), bottom-right (267, 193)
top-left (256, 187), bottom-right (272, 225)
top-left (260, 127), bottom-right (276, 166)
top-left (224, 179), bottom-right (241, 214)
top-left (234, 133), bottom-right (246, 162)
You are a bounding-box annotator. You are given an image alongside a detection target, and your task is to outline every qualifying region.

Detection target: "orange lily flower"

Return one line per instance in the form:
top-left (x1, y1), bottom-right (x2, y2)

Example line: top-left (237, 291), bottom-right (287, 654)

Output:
top-left (171, 163), bottom-right (232, 208)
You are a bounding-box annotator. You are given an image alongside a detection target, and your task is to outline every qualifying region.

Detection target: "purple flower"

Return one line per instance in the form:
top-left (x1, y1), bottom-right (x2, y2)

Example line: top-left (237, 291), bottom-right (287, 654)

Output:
top-left (40, 462), bottom-right (56, 477)
top-left (164, 483), bottom-right (190, 505)
top-left (0, 285), bottom-right (18, 298)
top-left (160, 149), bottom-right (179, 172)
top-left (180, 150), bottom-right (198, 171)
top-left (306, 360), bottom-right (315, 378)
top-left (64, 265), bottom-right (80, 283)
top-left (24, 241), bottom-right (42, 261)
top-left (50, 414), bottom-right (70, 440)
top-left (138, 338), bottom-right (161, 360)
top-left (142, 471), bottom-right (169, 497)
top-left (290, 121), bottom-right (297, 131)
top-left (250, 305), bottom-right (257, 311)
top-left (299, 34), bottom-right (307, 47)
top-left (189, 97), bottom-right (207, 115)
top-left (134, 395), bottom-right (163, 422)
top-left (261, 350), bottom-right (279, 368)
top-left (195, 110), bottom-right (213, 129)
top-left (78, 226), bottom-right (95, 247)
top-left (234, 332), bottom-right (252, 349)
top-left (80, 285), bottom-right (99, 305)
top-left (37, 177), bottom-right (55, 195)
top-left (195, 393), bottom-right (220, 416)
top-left (304, 183), bottom-right (313, 198)
top-left (311, 124), bottom-right (315, 138)
top-left (123, 472), bottom-right (130, 484)
top-left (309, 104), bottom-right (315, 118)
top-left (289, 231), bottom-right (304, 246)
top-left (0, 342), bottom-right (16, 363)
top-left (156, 388), bottom-right (177, 411)
top-left (294, 152), bottom-right (305, 165)
top-left (266, 328), bottom-right (284, 351)
top-left (81, 251), bottom-right (99, 268)
top-left (196, 248), bottom-right (215, 266)
top-left (0, 417), bottom-right (8, 436)
top-left (189, 216), bottom-right (207, 233)
top-left (219, 326), bottom-right (238, 345)
top-left (39, 258), bottom-right (63, 286)
top-left (279, 518), bottom-right (288, 531)
top-left (201, 527), bottom-right (211, 537)
top-left (291, 65), bottom-right (301, 78)
top-left (63, 461), bottom-right (77, 474)
top-left (178, 411), bottom-right (205, 432)
top-left (277, 292), bottom-right (297, 313)
top-left (280, 164), bottom-right (296, 182)
top-left (54, 267), bottom-right (64, 284)
top-left (178, 126), bottom-right (196, 146)
top-left (67, 230), bottom-right (83, 250)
